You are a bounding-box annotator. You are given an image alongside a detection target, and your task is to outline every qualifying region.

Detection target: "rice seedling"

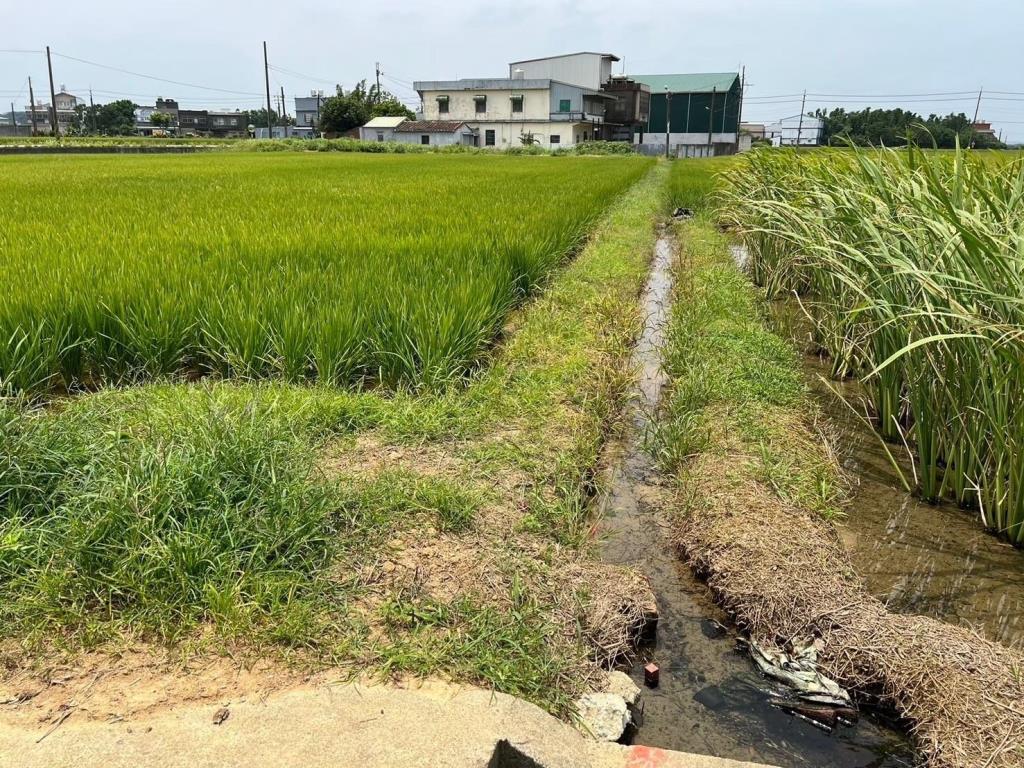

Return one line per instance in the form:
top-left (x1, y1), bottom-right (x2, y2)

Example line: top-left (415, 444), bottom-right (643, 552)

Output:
top-left (0, 152), bottom-right (649, 395)
top-left (720, 145), bottom-right (1024, 545)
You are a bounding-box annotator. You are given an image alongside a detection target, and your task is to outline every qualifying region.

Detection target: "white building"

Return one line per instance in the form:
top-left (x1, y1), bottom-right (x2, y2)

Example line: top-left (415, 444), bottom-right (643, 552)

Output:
top-left (392, 120), bottom-right (477, 147)
top-left (358, 116), bottom-right (408, 142)
top-left (765, 114), bottom-right (823, 146)
top-left (413, 76), bottom-right (611, 149)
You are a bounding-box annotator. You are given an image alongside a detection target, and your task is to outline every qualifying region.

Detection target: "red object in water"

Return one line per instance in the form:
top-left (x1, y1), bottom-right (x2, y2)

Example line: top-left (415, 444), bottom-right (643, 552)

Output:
top-left (644, 662), bottom-right (660, 688)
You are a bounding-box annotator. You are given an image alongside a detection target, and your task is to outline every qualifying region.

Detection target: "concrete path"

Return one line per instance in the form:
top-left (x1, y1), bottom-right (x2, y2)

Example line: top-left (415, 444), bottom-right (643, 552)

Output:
top-left (0, 680), bottom-right (774, 768)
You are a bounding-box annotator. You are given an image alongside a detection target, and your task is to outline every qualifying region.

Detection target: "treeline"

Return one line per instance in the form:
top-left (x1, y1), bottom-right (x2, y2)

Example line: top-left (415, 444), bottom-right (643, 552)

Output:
top-left (815, 108), bottom-right (1006, 149)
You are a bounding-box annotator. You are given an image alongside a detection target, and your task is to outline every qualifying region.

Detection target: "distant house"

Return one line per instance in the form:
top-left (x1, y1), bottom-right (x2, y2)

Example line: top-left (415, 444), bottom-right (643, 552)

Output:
top-left (631, 73), bottom-right (742, 157)
top-left (295, 93), bottom-right (325, 131)
top-left (358, 116), bottom-right (408, 142)
top-left (208, 111), bottom-right (247, 138)
top-left (25, 86), bottom-right (82, 134)
top-left (765, 115), bottom-right (823, 146)
top-left (392, 120), bottom-right (477, 147)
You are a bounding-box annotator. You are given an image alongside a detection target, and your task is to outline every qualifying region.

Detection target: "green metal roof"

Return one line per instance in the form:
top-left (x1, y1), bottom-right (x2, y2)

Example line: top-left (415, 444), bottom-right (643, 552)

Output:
top-left (631, 72), bottom-right (739, 94)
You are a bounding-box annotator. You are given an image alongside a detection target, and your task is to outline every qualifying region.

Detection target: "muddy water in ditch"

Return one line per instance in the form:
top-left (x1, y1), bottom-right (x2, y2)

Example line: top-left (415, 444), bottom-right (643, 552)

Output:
top-left (595, 231), bottom-right (915, 767)
top-left (771, 306), bottom-right (1024, 651)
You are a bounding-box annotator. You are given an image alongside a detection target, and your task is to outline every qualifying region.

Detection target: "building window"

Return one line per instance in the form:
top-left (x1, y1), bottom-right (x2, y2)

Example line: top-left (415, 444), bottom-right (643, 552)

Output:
top-left (510, 95), bottom-right (523, 113)
top-left (437, 95), bottom-right (449, 114)
top-left (485, 129), bottom-right (495, 146)
top-left (550, 134), bottom-right (560, 144)
top-left (475, 95), bottom-right (487, 114)
top-left (559, 99), bottom-right (571, 113)
top-left (377, 132), bottom-right (385, 142)
top-left (421, 135), bottom-right (430, 145)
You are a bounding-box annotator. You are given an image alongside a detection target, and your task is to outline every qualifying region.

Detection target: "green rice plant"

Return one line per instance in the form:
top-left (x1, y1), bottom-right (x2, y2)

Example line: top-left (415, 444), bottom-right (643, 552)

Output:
top-left (0, 153), bottom-right (649, 396)
top-left (720, 144), bottom-right (1024, 545)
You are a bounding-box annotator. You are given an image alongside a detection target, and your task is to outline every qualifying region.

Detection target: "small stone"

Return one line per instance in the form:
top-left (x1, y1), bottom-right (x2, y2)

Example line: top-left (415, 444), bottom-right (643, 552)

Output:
top-left (644, 663), bottom-right (660, 688)
top-left (605, 671), bottom-right (642, 706)
top-left (212, 707), bottom-right (230, 725)
top-left (575, 692), bottom-right (630, 742)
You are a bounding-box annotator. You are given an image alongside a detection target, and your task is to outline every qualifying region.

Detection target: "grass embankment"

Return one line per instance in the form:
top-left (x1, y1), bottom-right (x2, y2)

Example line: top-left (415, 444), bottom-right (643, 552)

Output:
top-left (659, 159), bottom-right (1024, 768)
top-left (0, 162), bottom-right (666, 715)
top-left (0, 153), bottom-right (646, 394)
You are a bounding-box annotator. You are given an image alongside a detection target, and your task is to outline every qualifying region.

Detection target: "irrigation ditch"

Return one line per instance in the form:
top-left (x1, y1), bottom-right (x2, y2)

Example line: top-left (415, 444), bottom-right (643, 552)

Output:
top-left (641, 197), bottom-right (1024, 768)
top-left (594, 224), bottom-right (915, 766)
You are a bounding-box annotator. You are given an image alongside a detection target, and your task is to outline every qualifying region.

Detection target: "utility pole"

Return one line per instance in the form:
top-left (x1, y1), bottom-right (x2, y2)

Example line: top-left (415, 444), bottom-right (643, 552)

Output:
top-left (664, 87), bottom-right (671, 159)
top-left (971, 87), bottom-right (984, 148)
top-left (736, 66), bottom-right (746, 153)
top-left (10, 103), bottom-right (17, 137)
top-left (27, 76), bottom-right (38, 136)
top-left (707, 86), bottom-right (717, 151)
top-left (316, 92), bottom-right (321, 133)
top-left (796, 90), bottom-right (807, 149)
top-left (45, 45), bottom-right (58, 136)
top-left (89, 87), bottom-right (96, 135)
top-left (280, 86), bottom-right (286, 124)
top-left (263, 41), bottom-right (274, 137)
top-left (375, 62), bottom-right (382, 102)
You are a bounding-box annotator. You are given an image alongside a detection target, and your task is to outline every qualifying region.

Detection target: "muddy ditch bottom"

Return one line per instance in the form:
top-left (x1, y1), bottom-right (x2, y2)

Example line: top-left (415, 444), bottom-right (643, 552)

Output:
top-left (592, 231), bottom-right (916, 767)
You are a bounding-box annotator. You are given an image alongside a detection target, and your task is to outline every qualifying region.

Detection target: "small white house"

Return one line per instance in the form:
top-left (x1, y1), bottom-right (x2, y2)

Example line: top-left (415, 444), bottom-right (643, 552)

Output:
top-left (392, 120), bottom-right (477, 147)
top-left (359, 116), bottom-right (408, 142)
top-left (765, 115), bottom-right (823, 147)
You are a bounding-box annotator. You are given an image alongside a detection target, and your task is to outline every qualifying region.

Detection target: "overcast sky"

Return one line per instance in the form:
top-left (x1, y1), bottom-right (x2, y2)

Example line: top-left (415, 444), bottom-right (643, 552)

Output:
top-left (4, 0), bottom-right (1023, 141)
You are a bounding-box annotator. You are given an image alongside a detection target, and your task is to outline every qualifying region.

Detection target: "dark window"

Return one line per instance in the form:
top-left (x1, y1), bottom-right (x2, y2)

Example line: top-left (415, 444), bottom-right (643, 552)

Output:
top-left (475, 96), bottom-right (487, 113)
top-left (549, 134), bottom-right (560, 144)
top-left (558, 99), bottom-right (571, 113)
top-left (437, 96), bottom-right (449, 114)
top-left (421, 135), bottom-right (430, 145)
top-left (376, 132), bottom-right (385, 142)
top-left (511, 95), bottom-right (523, 113)
top-left (485, 129), bottom-right (495, 146)
top-left (583, 131), bottom-right (588, 141)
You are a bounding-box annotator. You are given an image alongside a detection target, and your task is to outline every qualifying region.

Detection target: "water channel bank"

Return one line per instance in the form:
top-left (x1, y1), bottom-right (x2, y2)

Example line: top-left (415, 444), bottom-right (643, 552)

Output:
top-left (767, 298), bottom-right (1024, 650)
top-left (595, 228), bottom-right (915, 767)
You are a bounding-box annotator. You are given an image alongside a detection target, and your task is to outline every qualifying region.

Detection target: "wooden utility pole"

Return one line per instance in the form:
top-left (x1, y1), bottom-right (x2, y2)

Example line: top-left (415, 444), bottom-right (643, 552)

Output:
top-left (796, 90), bottom-right (807, 149)
top-left (263, 41), bottom-right (274, 137)
top-left (707, 87), bottom-right (717, 150)
top-left (27, 76), bottom-right (38, 136)
top-left (45, 45), bottom-right (58, 136)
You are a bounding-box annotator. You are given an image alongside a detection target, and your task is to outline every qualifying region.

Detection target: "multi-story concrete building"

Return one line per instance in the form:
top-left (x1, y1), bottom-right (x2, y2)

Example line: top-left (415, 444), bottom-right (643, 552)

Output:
top-left (413, 75), bottom-right (611, 149)
top-left (295, 93), bottom-right (325, 131)
top-left (765, 114), bottom-right (823, 147)
top-left (25, 86), bottom-right (82, 134)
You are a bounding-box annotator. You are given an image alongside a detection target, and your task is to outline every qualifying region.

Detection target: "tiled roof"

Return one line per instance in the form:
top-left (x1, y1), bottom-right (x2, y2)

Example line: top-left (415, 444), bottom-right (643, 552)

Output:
top-left (394, 120), bottom-right (470, 133)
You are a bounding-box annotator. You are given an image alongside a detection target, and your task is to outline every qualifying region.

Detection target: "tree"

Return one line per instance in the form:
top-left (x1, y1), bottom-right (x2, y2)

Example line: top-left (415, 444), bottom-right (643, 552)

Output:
top-left (151, 111), bottom-right (172, 130)
top-left (97, 100), bottom-right (137, 135)
top-left (815, 107), bottom-right (1005, 149)
top-left (66, 99), bottom-right (136, 136)
top-left (319, 80), bottom-right (413, 134)
top-left (239, 108), bottom-right (293, 130)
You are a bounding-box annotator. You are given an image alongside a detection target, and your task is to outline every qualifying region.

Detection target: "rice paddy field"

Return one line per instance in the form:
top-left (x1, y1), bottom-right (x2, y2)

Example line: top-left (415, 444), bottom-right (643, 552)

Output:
top-left (720, 146), bottom-right (1024, 545)
top-left (0, 153), bottom-right (648, 394)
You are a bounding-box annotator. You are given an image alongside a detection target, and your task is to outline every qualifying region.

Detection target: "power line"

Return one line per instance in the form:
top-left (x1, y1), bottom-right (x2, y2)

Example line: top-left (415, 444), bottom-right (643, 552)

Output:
top-left (50, 50), bottom-right (263, 96)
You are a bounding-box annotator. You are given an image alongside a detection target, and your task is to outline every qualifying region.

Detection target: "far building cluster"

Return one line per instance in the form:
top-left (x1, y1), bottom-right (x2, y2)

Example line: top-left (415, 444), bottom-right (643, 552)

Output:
top-left (362, 52), bottom-right (747, 156)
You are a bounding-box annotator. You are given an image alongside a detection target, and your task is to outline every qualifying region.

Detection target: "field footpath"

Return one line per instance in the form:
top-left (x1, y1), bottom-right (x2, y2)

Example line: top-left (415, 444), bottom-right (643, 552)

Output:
top-left (659, 208), bottom-right (1024, 768)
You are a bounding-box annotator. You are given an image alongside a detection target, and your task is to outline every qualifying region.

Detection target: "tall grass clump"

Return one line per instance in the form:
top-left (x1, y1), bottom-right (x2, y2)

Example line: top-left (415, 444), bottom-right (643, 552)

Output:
top-left (0, 388), bottom-right (344, 641)
top-left (720, 144), bottom-right (1024, 545)
top-left (0, 153), bottom-right (649, 396)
